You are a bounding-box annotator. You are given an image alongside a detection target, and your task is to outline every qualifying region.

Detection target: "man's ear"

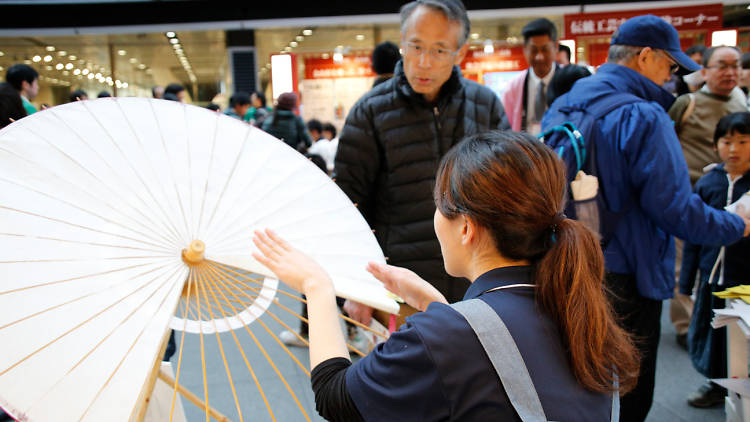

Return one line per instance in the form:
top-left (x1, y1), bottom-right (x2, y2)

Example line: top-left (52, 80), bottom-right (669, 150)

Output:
top-left (636, 47), bottom-right (652, 71)
top-left (454, 43), bottom-right (469, 65)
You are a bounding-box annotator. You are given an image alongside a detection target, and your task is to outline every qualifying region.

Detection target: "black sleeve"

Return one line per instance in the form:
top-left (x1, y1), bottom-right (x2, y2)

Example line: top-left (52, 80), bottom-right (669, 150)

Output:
top-left (310, 357), bottom-right (364, 422)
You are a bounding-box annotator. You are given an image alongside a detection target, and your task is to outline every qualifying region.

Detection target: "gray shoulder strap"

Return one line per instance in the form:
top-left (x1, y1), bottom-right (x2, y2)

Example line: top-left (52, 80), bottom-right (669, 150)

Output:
top-left (451, 299), bottom-right (549, 422)
top-left (452, 298), bottom-right (619, 422)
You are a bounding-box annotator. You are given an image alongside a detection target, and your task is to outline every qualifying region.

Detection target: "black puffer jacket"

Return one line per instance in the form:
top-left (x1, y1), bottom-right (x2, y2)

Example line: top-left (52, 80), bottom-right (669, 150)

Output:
top-left (334, 61), bottom-right (510, 302)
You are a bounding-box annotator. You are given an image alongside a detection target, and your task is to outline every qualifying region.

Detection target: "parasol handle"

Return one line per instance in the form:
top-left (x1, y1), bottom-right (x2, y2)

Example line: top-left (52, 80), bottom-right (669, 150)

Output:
top-left (181, 240), bottom-right (205, 265)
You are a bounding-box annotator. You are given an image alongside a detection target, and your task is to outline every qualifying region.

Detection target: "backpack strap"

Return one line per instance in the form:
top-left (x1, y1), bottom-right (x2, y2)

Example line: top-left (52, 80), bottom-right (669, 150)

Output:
top-left (678, 93), bottom-right (696, 132)
top-left (451, 299), bottom-right (549, 422)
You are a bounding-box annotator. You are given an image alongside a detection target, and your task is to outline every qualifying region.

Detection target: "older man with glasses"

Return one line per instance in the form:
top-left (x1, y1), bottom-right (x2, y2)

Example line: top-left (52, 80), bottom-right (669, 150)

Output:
top-left (333, 0), bottom-right (509, 330)
top-left (543, 15), bottom-right (750, 422)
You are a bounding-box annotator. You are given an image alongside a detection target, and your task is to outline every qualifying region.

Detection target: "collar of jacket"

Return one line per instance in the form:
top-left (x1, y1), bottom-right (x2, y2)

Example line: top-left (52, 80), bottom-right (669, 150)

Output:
top-left (393, 59), bottom-right (462, 107)
top-left (596, 63), bottom-right (676, 111)
top-left (711, 162), bottom-right (750, 179)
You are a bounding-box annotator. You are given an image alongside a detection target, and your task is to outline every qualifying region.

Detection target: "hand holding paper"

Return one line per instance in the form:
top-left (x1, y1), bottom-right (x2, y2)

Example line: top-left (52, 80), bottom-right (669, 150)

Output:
top-left (726, 193), bottom-right (750, 237)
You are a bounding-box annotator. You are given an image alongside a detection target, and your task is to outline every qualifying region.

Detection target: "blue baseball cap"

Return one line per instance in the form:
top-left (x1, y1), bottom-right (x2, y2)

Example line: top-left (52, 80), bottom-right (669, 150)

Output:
top-left (611, 14), bottom-right (701, 75)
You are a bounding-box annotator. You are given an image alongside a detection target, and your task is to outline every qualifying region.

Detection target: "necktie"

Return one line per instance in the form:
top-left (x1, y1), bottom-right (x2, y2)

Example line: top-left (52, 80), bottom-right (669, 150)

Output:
top-left (534, 81), bottom-right (546, 123)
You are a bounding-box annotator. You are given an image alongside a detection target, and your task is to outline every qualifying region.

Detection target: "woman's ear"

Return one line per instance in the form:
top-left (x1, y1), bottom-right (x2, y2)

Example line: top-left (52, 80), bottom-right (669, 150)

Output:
top-left (461, 215), bottom-right (478, 246)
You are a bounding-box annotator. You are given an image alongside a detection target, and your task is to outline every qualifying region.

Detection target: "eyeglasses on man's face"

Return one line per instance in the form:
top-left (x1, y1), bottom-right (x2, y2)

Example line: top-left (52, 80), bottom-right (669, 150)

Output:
top-left (402, 41), bottom-right (458, 63)
top-left (705, 61), bottom-right (742, 72)
top-left (655, 50), bottom-right (680, 74)
top-left (636, 48), bottom-right (680, 75)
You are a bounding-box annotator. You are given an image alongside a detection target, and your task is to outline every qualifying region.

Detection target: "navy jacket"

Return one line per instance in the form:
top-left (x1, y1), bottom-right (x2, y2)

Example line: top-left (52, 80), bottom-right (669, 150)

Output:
top-left (346, 266), bottom-right (611, 421)
top-left (542, 63), bottom-right (745, 300)
top-left (680, 164), bottom-right (750, 293)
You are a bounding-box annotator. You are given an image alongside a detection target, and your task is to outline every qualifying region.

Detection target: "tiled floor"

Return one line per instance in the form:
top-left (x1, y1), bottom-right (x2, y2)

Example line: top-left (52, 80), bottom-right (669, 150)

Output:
top-left (169, 291), bottom-right (727, 422)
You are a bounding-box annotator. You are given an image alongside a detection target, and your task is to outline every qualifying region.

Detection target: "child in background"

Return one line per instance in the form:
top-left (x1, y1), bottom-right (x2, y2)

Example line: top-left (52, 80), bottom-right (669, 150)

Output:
top-left (680, 112), bottom-right (750, 408)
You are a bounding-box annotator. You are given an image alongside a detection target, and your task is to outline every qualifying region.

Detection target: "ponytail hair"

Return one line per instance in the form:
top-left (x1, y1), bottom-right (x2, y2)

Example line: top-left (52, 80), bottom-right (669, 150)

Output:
top-left (434, 131), bottom-right (639, 394)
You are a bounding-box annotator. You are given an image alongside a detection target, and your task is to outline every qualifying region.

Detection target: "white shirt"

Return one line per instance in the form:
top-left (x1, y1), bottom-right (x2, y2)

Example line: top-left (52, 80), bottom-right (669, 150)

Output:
top-left (308, 138), bottom-right (339, 172)
top-left (525, 66), bottom-right (556, 135)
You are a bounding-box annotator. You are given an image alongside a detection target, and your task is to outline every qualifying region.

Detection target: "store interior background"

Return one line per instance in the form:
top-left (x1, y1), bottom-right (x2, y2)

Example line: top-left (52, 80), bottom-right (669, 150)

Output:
top-left (1, 2), bottom-right (749, 134)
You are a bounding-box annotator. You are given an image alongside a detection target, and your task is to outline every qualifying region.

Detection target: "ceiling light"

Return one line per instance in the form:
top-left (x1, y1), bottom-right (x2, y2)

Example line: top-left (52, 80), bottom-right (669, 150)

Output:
top-left (118, 50), bottom-right (127, 56)
top-left (129, 58), bottom-right (137, 63)
top-left (471, 33), bottom-right (480, 40)
top-left (137, 64), bottom-right (146, 69)
top-left (82, 68), bottom-right (89, 75)
top-left (355, 34), bottom-right (365, 41)
top-left (45, 65), bottom-right (53, 71)
top-left (166, 31), bottom-right (176, 38)
top-left (65, 63), bottom-right (73, 70)
top-left (172, 44), bottom-right (181, 49)
top-left (483, 39), bottom-right (494, 54)
top-left (55, 63), bottom-right (64, 70)
top-left (46, 46), bottom-right (55, 52)
top-left (123, 82), bottom-right (128, 88)
top-left (73, 69), bottom-right (81, 75)
top-left (176, 49), bottom-right (184, 55)
top-left (43, 55), bottom-right (53, 62)
top-left (0, 51), bottom-right (4, 56)
top-left (106, 76), bottom-right (112, 83)
top-left (302, 29), bottom-right (313, 36)
top-left (32, 55), bottom-right (41, 62)
top-left (69, 55), bottom-right (77, 60)
top-left (296, 35), bottom-right (304, 42)
top-left (95, 72), bottom-right (102, 78)
top-left (290, 41), bottom-right (298, 47)
top-left (170, 38), bottom-right (179, 44)
top-left (62, 70), bottom-right (69, 75)
top-left (322, 53), bottom-right (330, 59)
top-left (108, 80), bottom-right (114, 86)
top-left (88, 73), bottom-right (94, 79)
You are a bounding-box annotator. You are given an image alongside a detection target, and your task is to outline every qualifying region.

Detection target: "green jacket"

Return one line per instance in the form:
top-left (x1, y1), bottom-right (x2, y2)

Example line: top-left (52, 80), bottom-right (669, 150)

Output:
top-left (21, 96), bottom-right (36, 115)
top-left (261, 110), bottom-right (311, 150)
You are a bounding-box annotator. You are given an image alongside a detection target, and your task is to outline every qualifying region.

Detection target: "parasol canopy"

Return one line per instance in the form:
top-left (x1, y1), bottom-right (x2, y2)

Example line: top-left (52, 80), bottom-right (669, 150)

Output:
top-left (0, 98), bottom-right (398, 421)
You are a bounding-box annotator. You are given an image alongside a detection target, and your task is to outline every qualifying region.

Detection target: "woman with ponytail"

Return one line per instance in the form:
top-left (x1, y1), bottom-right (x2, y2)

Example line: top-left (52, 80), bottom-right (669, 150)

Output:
top-left (253, 131), bottom-right (639, 421)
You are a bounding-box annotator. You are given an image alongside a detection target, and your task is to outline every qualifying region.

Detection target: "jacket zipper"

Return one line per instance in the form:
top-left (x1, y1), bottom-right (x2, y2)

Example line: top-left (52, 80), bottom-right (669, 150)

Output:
top-left (433, 106), bottom-right (442, 156)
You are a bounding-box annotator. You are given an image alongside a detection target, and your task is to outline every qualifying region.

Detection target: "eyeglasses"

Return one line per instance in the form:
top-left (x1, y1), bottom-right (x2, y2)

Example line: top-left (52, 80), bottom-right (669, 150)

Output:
top-left (655, 50), bottom-right (680, 74)
top-left (705, 62), bottom-right (742, 72)
top-left (402, 41), bottom-right (458, 63)
top-left (638, 48), bottom-right (679, 74)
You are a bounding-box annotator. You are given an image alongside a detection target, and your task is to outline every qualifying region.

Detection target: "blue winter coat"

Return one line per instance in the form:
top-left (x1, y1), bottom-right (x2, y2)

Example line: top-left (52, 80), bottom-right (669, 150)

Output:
top-left (542, 63), bottom-right (745, 300)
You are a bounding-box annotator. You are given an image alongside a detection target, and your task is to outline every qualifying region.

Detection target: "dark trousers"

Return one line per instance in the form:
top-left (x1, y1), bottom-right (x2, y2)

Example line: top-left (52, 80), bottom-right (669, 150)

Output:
top-left (604, 272), bottom-right (663, 422)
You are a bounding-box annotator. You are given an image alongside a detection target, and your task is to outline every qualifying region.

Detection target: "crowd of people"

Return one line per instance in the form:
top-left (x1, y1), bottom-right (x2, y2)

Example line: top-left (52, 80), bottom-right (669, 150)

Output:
top-left (3, 0), bottom-right (750, 421)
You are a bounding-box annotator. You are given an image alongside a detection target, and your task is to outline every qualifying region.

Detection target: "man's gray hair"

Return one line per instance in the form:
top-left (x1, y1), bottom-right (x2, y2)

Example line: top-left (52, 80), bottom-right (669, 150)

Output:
top-left (400, 0), bottom-right (470, 47)
top-left (607, 44), bottom-right (642, 64)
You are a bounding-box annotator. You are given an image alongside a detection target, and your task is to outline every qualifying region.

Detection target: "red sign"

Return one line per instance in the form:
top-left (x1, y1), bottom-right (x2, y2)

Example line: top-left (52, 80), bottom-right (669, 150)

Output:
top-left (564, 3), bottom-right (723, 38)
top-left (460, 47), bottom-right (527, 73)
top-left (304, 55), bottom-right (376, 79)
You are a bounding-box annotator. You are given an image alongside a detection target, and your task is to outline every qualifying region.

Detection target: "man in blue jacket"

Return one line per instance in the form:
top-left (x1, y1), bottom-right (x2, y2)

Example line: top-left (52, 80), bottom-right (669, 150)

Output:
top-left (543, 15), bottom-right (750, 422)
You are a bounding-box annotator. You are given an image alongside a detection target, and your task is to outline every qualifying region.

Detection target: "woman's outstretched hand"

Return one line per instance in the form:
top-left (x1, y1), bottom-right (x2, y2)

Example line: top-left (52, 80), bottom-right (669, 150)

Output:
top-left (366, 262), bottom-right (447, 311)
top-left (252, 229), bottom-right (332, 294)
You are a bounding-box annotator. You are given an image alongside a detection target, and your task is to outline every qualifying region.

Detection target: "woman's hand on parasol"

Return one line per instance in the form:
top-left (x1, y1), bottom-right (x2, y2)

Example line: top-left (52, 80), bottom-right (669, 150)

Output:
top-left (252, 229), bottom-right (333, 294)
top-left (366, 262), bottom-right (447, 311)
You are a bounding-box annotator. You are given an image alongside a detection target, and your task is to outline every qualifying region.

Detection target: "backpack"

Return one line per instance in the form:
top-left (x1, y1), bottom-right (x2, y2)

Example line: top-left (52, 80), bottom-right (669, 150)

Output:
top-left (539, 93), bottom-right (643, 244)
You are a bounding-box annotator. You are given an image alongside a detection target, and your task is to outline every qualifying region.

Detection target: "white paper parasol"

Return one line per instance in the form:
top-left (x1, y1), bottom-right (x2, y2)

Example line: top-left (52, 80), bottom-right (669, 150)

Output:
top-left (0, 98), bottom-right (398, 421)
